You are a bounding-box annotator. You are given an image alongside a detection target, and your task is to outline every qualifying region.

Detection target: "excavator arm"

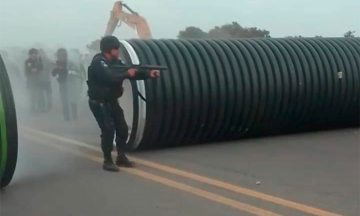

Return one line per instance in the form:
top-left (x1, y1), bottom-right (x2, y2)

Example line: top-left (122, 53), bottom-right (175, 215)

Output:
top-left (105, 1), bottom-right (152, 39)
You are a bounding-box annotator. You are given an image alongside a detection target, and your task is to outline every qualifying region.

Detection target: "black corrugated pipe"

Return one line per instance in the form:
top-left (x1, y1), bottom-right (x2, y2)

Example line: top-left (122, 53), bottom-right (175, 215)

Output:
top-left (117, 38), bottom-right (360, 150)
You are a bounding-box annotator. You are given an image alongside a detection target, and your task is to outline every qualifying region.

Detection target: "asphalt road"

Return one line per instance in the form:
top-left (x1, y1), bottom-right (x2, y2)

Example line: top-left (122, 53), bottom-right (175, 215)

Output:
top-left (1, 99), bottom-right (359, 216)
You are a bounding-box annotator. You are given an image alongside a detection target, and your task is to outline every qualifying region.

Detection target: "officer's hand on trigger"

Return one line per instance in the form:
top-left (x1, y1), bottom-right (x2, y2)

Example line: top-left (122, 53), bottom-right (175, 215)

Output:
top-left (149, 70), bottom-right (160, 78)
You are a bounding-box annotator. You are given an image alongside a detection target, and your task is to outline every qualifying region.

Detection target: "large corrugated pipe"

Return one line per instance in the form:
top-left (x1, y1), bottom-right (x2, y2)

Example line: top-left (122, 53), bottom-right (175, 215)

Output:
top-left (0, 54), bottom-right (18, 188)
top-left (118, 38), bottom-right (360, 150)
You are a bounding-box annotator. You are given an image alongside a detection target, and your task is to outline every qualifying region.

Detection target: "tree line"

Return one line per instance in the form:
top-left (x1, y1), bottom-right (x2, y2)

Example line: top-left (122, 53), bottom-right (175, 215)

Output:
top-left (178, 22), bottom-right (357, 39)
top-left (178, 22), bottom-right (270, 39)
top-left (87, 22), bottom-right (357, 51)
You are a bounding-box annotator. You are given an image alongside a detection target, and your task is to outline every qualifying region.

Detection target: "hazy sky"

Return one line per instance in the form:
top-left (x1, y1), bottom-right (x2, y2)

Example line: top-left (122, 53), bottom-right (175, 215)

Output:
top-left (0, 0), bottom-right (359, 51)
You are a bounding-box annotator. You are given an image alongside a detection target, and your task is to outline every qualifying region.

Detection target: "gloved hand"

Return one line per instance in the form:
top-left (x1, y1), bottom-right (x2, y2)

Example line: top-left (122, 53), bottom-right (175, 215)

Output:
top-left (149, 70), bottom-right (160, 77)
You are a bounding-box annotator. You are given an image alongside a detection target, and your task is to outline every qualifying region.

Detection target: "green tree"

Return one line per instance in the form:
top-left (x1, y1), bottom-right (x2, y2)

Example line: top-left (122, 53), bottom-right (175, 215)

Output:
top-left (177, 26), bottom-right (209, 39)
top-left (178, 22), bottom-right (271, 39)
top-left (209, 22), bottom-right (270, 38)
top-left (344, 30), bottom-right (355, 38)
top-left (208, 26), bottom-right (232, 38)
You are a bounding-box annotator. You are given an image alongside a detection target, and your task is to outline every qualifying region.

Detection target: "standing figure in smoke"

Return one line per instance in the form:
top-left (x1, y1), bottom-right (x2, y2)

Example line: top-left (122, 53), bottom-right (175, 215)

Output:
top-left (24, 48), bottom-right (44, 113)
top-left (52, 48), bottom-right (83, 121)
top-left (69, 49), bottom-right (86, 96)
top-left (38, 49), bottom-right (54, 112)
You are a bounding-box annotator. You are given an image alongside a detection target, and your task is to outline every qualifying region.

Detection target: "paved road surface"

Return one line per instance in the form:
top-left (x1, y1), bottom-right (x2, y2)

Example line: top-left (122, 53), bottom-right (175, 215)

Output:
top-left (1, 101), bottom-right (359, 216)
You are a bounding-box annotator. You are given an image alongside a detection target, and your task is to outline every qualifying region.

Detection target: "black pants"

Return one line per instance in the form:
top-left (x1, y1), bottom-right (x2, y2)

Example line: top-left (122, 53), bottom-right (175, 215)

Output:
top-left (59, 83), bottom-right (79, 120)
top-left (59, 83), bottom-right (70, 120)
top-left (89, 99), bottom-right (128, 158)
top-left (39, 81), bottom-right (52, 111)
top-left (27, 80), bottom-right (42, 112)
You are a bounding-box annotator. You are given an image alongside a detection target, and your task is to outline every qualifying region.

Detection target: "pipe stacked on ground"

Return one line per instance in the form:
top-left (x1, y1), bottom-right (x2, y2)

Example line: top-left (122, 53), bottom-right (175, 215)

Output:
top-left (0, 55), bottom-right (18, 188)
top-left (119, 38), bottom-right (360, 150)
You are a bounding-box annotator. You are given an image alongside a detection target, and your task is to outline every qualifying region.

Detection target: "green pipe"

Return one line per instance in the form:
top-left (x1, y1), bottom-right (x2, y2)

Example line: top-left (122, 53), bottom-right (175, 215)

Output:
top-left (0, 93), bottom-right (7, 180)
top-left (0, 54), bottom-right (17, 188)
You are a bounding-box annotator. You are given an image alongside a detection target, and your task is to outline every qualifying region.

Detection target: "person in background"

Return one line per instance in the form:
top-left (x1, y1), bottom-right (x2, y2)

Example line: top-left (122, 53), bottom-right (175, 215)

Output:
top-left (38, 49), bottom-right (54, 112)
top-left (52, 48), bottom-right (83, 121)
top-left (24, 48), bottom-right (43, 113)
top-left (69, 49), bottom-right (86, 96)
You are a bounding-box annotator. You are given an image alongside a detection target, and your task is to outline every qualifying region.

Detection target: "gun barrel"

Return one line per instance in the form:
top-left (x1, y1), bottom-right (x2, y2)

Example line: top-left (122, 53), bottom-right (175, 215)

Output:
top-left (110, 65), bottom-right (168, 70)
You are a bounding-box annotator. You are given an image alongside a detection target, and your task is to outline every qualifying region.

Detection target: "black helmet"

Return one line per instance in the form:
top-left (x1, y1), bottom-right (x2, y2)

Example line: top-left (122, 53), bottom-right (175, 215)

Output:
top-left (57, 48), bottom-right (67, 55)
top-left (100, 36), bottom-right (120, 53)
top-left (29, 48), bottom-right (39, 55)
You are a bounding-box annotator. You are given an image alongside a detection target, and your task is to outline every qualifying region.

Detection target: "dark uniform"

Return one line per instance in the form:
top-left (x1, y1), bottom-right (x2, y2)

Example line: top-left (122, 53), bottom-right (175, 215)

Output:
top-left (39, 49), bottom-right (54, 111)
top-left (88, 52), bottom-right (151, 171)
top-left (52, 58), bottom-right (83, 121)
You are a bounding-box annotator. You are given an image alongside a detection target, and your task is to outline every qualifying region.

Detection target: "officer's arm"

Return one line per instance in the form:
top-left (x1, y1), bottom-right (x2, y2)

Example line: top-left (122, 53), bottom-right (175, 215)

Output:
top-left (92, 58), bottom-right (129, 83)
top-left (114, 58), bottom-right (153, 80)
top-left (129, 70), bottom-right (151, 80)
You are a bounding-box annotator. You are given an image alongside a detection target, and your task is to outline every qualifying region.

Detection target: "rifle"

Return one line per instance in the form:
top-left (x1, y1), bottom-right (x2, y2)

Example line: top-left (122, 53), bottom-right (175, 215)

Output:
top-left (110, 64), bottom-right (167, 102)
top-left (109, 64), bottom-right (167, 71)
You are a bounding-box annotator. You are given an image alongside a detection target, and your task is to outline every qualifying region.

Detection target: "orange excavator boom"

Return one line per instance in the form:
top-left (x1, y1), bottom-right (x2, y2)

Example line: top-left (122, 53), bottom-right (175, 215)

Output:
top-left (105, 1), bottom-right (152, 39)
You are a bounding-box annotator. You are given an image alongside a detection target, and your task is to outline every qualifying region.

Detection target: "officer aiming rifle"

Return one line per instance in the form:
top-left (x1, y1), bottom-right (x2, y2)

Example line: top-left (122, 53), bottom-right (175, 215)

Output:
top-left (87, 36), bottom-right (165, 172)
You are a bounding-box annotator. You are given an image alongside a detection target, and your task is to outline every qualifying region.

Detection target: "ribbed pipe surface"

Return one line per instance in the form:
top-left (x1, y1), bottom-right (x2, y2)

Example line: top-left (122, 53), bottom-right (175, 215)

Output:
top-left (122, 38), bottom-right (360, 150)
top-left (0, 54), bottom-right (18, 188)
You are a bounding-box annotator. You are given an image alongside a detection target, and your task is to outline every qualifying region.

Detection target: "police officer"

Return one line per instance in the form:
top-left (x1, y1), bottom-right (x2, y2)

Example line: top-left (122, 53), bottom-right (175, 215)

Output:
top-left (38, 48), bottom-right (54, 112)
top-left (52, 48), bottom-right (84, 121)
top-left (25, 48), bottom-right (44, 113)
top-left (87, 36), bottom-right (159, 172)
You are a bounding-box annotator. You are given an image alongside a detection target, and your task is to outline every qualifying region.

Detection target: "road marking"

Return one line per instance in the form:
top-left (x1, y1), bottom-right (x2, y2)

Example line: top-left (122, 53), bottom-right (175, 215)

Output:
top-left (22, 133), bottom-right (283, 216)
top-left (22, 127), bottom-right (346, 216)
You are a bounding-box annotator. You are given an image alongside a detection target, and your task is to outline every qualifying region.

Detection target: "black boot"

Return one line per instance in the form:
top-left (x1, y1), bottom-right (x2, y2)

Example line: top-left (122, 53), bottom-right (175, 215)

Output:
top-left (116, 154), bottom-right (134, 168)
top-left (103, 157), bottom-right (120, 172)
